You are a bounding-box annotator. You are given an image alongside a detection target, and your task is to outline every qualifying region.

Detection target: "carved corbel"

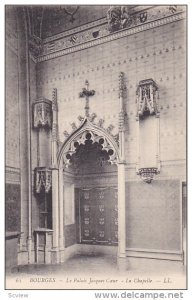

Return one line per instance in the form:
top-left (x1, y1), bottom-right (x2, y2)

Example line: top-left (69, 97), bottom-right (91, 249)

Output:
top-left (137, 168), bottom-right (160, 184)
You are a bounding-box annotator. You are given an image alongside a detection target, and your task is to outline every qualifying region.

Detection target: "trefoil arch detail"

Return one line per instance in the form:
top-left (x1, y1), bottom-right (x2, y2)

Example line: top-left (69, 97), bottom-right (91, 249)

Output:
top-left (57, 118), bottom-right (120, 169)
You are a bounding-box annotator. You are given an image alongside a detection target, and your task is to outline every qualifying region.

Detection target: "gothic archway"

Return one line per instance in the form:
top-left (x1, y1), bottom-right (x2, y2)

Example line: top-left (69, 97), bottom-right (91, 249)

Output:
top-left (57, 117), bottom-right (120, 168)
top-left (50, 73), bottom-right (126, 263)
top-left (56, 117), bottom-right (120, 253)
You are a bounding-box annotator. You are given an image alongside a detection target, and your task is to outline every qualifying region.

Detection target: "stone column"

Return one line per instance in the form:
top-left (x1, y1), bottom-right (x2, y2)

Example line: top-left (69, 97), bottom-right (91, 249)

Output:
top-left (25, 9), bottom-right (33, 264)
top-left (117, 72), bottom-right (126, 258)
top-left (17, 8), bottom-right (29, 254)
top-left (118, 162), bottom-right (126, 258)
top-left (51, 167), bottom-right (59, 263)
top-left (59, 166), bottom-right (65, 262)
top-left (51, 88), bottom-right (59, 263)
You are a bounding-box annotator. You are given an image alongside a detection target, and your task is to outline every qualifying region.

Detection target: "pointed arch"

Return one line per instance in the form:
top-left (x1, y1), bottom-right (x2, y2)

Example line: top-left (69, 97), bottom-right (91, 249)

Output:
top-left (57, 118), bottom-right (120, 168)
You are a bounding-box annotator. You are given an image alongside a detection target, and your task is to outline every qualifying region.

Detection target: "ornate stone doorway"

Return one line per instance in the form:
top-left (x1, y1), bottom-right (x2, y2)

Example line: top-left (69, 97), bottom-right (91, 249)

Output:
top-left (50, 74), bottom-right (126, 263)
top-left (59, 120), bottom-right (119, 247)
top-left (61, 129), bottom-right (118, 246)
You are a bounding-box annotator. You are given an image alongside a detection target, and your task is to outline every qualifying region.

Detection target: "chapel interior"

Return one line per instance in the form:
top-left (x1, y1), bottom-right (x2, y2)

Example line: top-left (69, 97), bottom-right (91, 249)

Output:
top-left (5, 5), bottom-right (187, 289)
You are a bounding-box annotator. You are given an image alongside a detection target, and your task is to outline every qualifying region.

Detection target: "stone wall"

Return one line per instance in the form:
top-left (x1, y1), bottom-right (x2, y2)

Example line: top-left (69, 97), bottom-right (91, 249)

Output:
top-left (125, 180), bottom-right (181, 251)
top-left (5, 6), bottom-right (21, 233)
top-left (35, 6), bottom-right (186, 256)
top-left (37, 18), bottom-right (186, 170)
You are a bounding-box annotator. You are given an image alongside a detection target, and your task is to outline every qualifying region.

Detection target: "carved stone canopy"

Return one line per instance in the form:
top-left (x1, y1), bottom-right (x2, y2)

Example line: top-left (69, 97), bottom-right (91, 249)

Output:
top-left (35, 167), bottom-right (52, 193)
top-left (33, 98), bottom-right (52, 129)
top-left (136, 79), bottom-right (159, 120)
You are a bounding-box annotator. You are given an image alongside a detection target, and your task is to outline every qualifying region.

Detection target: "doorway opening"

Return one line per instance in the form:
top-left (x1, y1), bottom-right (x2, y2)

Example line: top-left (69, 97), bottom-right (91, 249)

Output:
top-left (62, 130), bottom-right (118, 248)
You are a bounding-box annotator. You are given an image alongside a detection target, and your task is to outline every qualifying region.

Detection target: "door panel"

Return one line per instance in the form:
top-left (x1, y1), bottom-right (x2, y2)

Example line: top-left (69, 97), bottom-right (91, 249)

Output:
top-left (79, 187), bottom-right (118, 245)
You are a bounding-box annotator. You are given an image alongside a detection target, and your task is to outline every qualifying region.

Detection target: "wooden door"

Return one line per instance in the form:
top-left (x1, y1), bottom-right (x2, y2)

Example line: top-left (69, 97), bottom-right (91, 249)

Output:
top-left (79, 187), bottom-right (118, 245)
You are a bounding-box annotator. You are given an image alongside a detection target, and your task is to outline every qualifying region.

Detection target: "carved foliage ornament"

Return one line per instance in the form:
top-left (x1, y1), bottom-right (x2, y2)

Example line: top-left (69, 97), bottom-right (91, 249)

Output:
top-left (35, 167), bottom-right (52, 193)
top-left (33, 98), bottom-right (52, 128)
top-left (136, 79), bottom-right (159, 120)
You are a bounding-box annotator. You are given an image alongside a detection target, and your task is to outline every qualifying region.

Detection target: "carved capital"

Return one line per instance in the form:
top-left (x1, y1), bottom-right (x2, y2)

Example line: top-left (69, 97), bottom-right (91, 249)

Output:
top-left (33, 98), bottom-right (52, 129)
top-left (35, 167), bottom-right (52, 193)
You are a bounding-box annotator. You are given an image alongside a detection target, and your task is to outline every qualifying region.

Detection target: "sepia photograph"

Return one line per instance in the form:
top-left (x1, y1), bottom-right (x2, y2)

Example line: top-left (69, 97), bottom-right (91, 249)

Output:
top-left (5, 3), bottom-right (187, 291)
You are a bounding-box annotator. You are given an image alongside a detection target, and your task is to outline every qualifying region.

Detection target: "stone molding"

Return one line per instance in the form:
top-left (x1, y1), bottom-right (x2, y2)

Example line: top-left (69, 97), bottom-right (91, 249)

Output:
top-left (44, 18), bottom-right (107, 43)
top-left (126, 248), bottom-right (183, 261)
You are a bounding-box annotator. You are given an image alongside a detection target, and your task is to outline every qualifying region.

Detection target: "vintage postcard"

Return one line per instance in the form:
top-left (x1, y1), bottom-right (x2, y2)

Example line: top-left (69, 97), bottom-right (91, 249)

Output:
top-left (4, 3), bottom-right (187, 292)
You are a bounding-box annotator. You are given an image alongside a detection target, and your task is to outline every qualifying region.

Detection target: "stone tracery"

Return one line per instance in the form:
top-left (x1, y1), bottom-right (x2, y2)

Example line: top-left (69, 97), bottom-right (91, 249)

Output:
top-left (63, 129), bottom-right (118, 169)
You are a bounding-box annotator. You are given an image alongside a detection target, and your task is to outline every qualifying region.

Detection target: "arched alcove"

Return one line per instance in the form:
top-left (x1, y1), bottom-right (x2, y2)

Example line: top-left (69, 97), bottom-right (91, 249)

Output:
top-left (57, 118), bottom-right (120, 254)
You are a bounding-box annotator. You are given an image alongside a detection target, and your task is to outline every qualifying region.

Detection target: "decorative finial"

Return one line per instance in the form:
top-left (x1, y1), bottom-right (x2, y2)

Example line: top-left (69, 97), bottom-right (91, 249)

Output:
top-left (79, 80), bottom-right (95, 117)
top-left (118, 72), bottom-right (125, 132)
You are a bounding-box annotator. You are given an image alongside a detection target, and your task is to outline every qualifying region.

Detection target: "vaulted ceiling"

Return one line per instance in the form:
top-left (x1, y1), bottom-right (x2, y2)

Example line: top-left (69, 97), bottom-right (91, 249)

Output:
top-left (25, 5), bottom-right (137, 39)
top-left (26, 5), bottom-right (109, 39)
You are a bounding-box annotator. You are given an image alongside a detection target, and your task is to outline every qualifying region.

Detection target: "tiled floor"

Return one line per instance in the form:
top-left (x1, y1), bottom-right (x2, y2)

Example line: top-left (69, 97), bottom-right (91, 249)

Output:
top-left (11, 252), bottom-right (118, 275)
top-left (6, 251), bottom-right (186, 289)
